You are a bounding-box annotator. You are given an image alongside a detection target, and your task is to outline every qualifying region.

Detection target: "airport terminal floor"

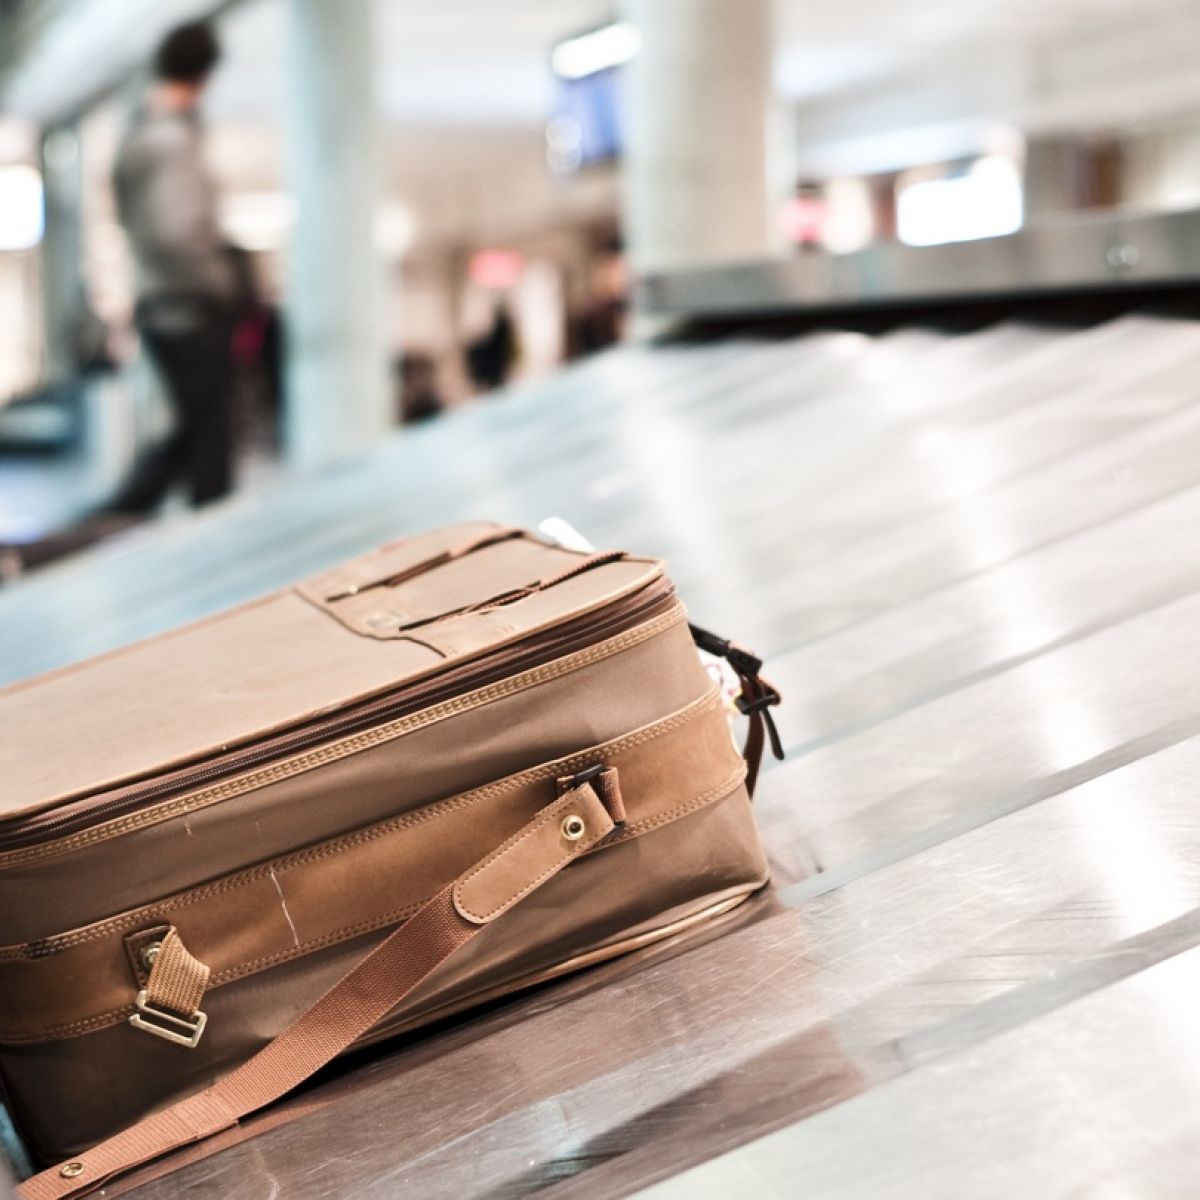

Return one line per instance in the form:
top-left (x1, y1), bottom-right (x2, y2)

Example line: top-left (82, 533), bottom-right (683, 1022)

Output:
top-left (4, 309), bottom-right (1200, 1196)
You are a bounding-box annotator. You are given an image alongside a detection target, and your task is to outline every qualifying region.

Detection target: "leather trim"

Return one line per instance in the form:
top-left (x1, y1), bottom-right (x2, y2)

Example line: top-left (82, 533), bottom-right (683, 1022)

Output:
top-left (453, 784), bottom-right (614, 923)
top-left (0, 688), bottom-right (745, 1045)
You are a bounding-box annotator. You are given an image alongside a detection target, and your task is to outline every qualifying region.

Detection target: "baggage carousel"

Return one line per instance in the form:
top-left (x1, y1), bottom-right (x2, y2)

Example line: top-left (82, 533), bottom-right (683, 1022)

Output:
top-left (4, 307), bottom-right (1200, 1197)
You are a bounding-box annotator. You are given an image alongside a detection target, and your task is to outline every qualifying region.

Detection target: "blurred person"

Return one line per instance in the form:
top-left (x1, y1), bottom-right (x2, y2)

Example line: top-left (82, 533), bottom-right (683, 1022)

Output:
top-left (573, 235), bottom-right (628, 356)
top-left (396, 353), bottom-right (444, 424)
top-left (780, 180), bottom-right (827, 251)
top-left (465, 302), bottom-right (517, 392)
top-left (105, 21), bottom-right (236, 514)
top-left (226, 243), bottom-right (285, 451)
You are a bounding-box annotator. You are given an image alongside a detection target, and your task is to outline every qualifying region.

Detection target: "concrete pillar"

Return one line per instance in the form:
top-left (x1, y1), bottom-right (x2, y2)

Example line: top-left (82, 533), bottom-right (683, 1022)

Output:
top-left (283, 0), bottom-right (389, 467)
top-left (766, 95), bottom-right (801, 258)
top-left (39, 124), bottom-right (84, 377)
top-left (619, 0), bottom-right (774, 275)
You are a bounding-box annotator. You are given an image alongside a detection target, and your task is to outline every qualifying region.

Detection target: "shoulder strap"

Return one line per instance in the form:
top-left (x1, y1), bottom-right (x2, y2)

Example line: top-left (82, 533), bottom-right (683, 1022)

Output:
top-left (20, 777), bottom-right (617, 1200)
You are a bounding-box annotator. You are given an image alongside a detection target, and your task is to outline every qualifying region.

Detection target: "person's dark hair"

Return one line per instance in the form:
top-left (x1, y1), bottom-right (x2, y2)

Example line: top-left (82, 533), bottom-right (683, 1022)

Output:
top-left (154, 21), bottom-right (220, 84)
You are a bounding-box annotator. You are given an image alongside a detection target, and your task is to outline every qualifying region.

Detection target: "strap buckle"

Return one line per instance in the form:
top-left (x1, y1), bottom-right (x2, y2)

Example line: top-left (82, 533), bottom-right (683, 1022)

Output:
top-left (691, 621), bottom-right (784, 767)
top-left (735, 683), bottom-right (785, 762)
top-left (129, 990), bottom-right (208, 1048)
top-left (734, 683), bottom-right (781, 717)
top-left (567, 763), bottom-right (605, 789)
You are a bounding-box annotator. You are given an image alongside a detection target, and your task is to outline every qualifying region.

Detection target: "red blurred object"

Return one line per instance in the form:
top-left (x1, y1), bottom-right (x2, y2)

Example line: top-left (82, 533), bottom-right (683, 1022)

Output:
top-left (469, 249), bottom-right (525, 289)
top-left (231, 314), bottom-right (267, 367)
top-left (778, 194), bottom-right (826, 246)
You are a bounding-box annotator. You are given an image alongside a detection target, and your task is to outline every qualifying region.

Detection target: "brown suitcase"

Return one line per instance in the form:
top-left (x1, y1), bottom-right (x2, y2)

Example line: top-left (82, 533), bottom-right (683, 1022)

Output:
top-left (0, 522), bottom-right (782, 1198)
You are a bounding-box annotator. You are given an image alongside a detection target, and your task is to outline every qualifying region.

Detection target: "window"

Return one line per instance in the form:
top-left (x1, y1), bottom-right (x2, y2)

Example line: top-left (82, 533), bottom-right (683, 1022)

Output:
top-left (896, 156), bottom-right (1023, 247)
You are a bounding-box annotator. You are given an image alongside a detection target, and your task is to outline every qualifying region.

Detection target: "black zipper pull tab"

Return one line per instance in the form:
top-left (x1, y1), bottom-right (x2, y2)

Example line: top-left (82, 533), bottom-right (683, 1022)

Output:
top-left (689, 622), bottom-right (766, 682)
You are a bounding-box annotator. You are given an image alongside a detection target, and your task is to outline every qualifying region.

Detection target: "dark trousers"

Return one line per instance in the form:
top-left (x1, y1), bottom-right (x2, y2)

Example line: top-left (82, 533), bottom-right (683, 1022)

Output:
top-left (109, 309), bottom-right (234, 514)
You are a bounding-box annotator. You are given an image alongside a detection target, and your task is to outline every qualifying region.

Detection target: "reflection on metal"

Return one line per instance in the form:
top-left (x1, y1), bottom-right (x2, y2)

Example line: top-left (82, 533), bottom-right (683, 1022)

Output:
top-left (639, 206), bottom-right (1200, 317)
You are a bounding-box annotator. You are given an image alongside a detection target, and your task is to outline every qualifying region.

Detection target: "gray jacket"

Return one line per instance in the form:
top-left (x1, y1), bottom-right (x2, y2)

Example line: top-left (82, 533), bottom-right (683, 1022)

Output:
top-left (114, 104), bottom-right (234, 308)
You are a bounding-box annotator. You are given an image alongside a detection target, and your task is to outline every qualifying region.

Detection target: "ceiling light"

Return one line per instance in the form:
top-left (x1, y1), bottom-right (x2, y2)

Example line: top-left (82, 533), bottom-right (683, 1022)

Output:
top-left (551, 23), bottom-right (640, 81)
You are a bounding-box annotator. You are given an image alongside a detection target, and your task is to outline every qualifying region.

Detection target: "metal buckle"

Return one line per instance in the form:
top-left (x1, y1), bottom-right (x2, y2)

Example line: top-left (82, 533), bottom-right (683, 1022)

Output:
top-left (129, 990), bottom-right (207, 1048)
top-left (564, 763), bottom-right (626, 835)
top-left (735, 684), bottom-right (781, 716)
top-left (567, 763), bottom-right (605, 789)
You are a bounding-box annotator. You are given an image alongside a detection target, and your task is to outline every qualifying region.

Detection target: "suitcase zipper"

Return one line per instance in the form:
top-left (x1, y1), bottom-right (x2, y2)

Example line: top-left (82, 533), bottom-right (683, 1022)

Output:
top-left (0, 580), bottom-right (678, 853)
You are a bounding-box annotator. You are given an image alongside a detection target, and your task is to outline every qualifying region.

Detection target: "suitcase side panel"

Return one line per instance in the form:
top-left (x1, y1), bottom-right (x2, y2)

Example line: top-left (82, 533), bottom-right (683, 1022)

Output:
top-left (0, 688), bottom-right (742, 1042)
top-left (0, 613), bottom-right (705, 941)
top-left (2, 764), bottom-right (767, 1162)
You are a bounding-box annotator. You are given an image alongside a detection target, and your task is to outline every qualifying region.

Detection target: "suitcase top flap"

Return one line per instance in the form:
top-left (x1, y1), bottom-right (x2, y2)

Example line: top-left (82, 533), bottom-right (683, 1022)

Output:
top-left (0, 523), bottom-right (664, 822)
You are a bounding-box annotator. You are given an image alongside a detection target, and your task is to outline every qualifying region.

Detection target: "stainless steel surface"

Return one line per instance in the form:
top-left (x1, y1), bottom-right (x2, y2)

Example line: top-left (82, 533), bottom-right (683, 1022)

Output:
top-left (4, 312), bottom-right (1200, 1196)
top-left (637, 943), bottom-right (1200, 1200)
top-left (640, 206), bottom-right (1200, 317)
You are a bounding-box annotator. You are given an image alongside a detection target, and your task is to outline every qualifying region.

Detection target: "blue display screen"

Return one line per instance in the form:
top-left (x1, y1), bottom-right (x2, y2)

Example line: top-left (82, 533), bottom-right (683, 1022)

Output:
top-left (554, 66), bottom-right (623, 166)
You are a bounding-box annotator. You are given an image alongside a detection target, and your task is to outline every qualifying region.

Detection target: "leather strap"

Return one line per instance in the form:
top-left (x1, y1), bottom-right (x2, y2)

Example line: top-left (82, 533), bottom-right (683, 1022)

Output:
top-left (19, 779), bottom-right (616, 1200)
top-left (687, 623), bottom-right (784, 795)
top-left (736, 673), bottom-right (784, 797)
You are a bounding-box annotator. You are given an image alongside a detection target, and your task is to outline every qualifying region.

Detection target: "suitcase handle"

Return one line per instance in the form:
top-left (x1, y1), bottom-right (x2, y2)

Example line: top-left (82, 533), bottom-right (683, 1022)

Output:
top-left (380, 549), bottom-right (629, 636)
top-left (20, 773), bottom-right (622, 1200)
top-left (297, 525), bottom-right (629, 642)
top-left (320, 526), bottom-right (527, 603)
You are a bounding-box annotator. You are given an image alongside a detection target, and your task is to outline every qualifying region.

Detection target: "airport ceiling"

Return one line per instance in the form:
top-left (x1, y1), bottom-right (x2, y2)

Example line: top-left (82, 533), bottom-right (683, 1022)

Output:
top-left (206, 0), bottom-right (1200, 126)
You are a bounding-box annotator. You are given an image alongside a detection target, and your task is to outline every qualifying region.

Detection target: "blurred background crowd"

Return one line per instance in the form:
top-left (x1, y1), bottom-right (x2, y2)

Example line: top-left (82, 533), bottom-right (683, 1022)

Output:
top-left (1, 0), bottom-right (1200, 565)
